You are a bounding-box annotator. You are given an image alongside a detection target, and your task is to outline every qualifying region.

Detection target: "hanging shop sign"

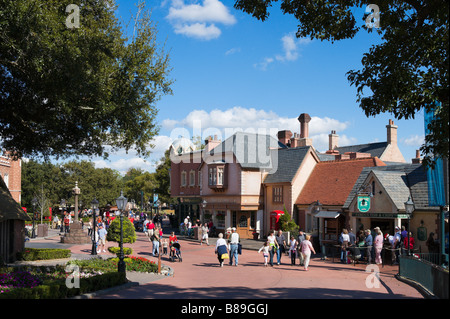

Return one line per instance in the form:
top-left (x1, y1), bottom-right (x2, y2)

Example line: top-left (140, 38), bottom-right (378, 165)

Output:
top-left (357, 195), bottom-right (371, 212)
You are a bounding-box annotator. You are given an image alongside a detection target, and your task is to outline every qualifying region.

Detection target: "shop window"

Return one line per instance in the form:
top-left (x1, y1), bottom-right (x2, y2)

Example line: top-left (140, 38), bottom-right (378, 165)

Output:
top-left (239, 215), bottom-right (248, 227)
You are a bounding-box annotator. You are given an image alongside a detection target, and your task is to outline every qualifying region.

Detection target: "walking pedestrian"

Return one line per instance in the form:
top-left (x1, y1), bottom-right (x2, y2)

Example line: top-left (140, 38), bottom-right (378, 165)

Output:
top-left (147, 219), bottom-right (155, 241)
top-left (152, 228), bottom-right (160, 256)
top-left (267, 230), bottom-right (279, 267)
top-left (228, 227), bottom-right (240, 266)
top-left (299, 234), bottom-right (316, 271)
top-left (200, 223), bottom-right (210, 246)
top-left (97, 224), bottom-right (108, 253)
top-left (297, 229), bottom-right (306, 266)
top-left (275, 229), bottom-right (287, 265)
top-left (289, 236), bottom-right (297, 265)
top-left (215, 233), bottom-right (228, 267)
top-left (258, 241), bottom-right (270, 267)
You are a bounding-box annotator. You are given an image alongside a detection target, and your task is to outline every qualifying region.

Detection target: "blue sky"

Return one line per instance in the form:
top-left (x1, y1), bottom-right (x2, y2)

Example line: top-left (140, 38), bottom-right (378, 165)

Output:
top-left (91, 0), bottom-right (426, 174)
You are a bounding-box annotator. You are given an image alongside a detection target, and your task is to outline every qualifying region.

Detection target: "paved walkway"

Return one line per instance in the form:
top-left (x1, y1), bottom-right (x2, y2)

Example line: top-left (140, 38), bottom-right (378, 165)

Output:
top-left (20, 225), bottom-right (424, 300)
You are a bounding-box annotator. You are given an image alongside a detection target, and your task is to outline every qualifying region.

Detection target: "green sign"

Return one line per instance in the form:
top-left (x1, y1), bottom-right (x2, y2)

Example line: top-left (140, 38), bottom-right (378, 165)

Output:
top-left (357, 195), bottom-right (371, 212)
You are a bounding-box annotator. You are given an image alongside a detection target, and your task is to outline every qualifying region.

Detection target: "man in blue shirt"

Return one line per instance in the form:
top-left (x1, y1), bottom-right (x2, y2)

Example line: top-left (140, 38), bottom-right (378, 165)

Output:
top-left (364, 229), bottom-right (373, 264)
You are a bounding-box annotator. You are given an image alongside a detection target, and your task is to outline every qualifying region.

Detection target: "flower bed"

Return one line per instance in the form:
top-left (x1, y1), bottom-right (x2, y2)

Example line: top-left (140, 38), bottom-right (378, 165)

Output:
top-left (0, 255), bottom-right (157, 298)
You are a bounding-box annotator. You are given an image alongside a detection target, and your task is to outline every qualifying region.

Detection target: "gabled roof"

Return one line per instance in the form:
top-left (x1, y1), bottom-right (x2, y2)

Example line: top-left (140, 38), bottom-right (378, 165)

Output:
top-left (296, 157), bottom-right (386, 206)
top-left (335, 142), bottom-right (388, 159)
top-left (206, 131), bottom-right (284, 169)
top-left (371, 170), bottom-right (410, 209)
top-left (0, 177), bottom-right (30, 222)
top-left (343, 163), bottom-right (439, 210)
top-left (263, 146), bottom-right (314, 184)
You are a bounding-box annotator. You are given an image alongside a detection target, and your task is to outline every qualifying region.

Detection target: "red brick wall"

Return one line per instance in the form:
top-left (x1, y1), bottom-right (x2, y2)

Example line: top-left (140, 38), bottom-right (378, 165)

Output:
top-left (0, 153), bottom-right (22, 203)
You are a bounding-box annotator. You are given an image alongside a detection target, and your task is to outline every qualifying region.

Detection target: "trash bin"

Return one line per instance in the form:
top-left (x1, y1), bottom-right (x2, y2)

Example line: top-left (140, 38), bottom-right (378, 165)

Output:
top-left (37, 224), bottom-right (48, 237)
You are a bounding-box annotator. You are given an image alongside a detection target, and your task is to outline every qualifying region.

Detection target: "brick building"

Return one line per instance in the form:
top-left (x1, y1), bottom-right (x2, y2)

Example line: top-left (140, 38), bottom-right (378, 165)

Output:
top-left (0, 150), bottom-right (22, 203)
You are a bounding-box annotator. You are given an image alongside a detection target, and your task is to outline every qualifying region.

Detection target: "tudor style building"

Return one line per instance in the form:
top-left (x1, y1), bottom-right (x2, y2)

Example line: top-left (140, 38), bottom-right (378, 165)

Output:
top-left (170, 114), bottom-right (410, 239)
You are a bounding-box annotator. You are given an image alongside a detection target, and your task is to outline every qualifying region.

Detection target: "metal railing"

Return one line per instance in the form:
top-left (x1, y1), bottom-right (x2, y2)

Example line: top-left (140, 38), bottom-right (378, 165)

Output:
top-left (399, 255), bottom-right (449, 299)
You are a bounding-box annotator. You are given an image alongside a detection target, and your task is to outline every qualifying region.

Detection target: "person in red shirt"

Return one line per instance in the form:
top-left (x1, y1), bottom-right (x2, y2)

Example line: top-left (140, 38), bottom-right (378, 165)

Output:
top-left (169, 231), bottom-right (178, 244)
top-left (403, 232), bottom-right (415, 251)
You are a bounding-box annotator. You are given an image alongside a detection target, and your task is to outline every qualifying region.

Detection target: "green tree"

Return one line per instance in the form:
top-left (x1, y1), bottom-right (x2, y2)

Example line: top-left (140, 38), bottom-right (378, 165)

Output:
top-left (154, 149), bottom-right (176, 206)
top-left (123, 170), bottom-right (158, 208)
top-left (279, 206), bottom-right (298, 234)
top-left (234, 0), bottom-right (449, 165)
top-left (0, 0), bottom-right (172, 160)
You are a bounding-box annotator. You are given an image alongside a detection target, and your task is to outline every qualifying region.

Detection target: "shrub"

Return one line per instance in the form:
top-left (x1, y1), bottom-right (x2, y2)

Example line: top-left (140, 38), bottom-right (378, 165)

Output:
top-left (106, 216), bottom-right (136, 244)
top-left (108, 247), bottom-right (133, 256)
top-left (17, 248), bottom-right (71, 261)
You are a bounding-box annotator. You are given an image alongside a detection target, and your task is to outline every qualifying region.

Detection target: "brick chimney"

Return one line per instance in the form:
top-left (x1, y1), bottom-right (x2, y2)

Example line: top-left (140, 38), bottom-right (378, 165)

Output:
top-left (204, 135), bottom-right (221, 152)
top-left (277, 130), bottom-right (293, 147)
top-left (328, 130), bottom-right (339, 150)
top-left (386, 119), bottom-right (398, 145)
top-left (298, 113), bottom-right (313, 147)
top-left (412, 150), bottom-right (422, 164)
top-left (290, 132), bottom-right (300, 148)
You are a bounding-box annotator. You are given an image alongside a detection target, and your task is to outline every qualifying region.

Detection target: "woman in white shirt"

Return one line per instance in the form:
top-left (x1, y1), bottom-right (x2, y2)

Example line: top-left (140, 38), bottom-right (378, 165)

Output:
top-left (267, 230), bottom-right (279, 267)
top-left (215, 233), bottom-right (228, 267)
top-left (340, 229), bottom-right (350, 263)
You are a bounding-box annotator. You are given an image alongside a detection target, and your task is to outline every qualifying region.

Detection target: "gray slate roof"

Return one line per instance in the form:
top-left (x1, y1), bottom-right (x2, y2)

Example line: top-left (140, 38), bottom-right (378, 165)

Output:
top-left (263, 146), bottom-right (312, 184)
top-left (335, 142), bottom-right (388, 158)
top-left (207, 131), bottom-right (285, 169)
top-left (344, 163), bottom-right (439, 211)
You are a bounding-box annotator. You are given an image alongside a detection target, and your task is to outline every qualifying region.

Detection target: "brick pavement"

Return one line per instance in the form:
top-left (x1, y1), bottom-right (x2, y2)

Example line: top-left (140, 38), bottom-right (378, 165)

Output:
top-left (23, 227), bottom-right (424, 300)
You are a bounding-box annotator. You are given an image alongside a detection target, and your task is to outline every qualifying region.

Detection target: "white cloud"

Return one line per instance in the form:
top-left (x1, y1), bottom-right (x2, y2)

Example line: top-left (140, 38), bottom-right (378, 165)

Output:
top-left (225, 47), bottom-right (241, 55)
top-left (161, 106), bottom-right (351, 151)
top-left (401, 134), bottom-right (424, 147)
top-left (173, 22), bottom-right (221, 40)
top-left (256, 33), bottom-right (312, 70)
top-left (167, 0), bottom-right (236, 40)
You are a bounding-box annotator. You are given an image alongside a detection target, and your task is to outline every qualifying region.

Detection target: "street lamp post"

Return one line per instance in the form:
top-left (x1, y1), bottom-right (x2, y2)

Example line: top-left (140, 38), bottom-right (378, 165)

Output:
top-left (115, 191), bottom-right (128, 273)
top-left (60, 199), bottom-right (66, 232)
top-left (91, 198), bottom-right (99, 255)
top-left (31, 197), bottom-right (38, 238)
top-left (404, 196), bottom-right (415, 256)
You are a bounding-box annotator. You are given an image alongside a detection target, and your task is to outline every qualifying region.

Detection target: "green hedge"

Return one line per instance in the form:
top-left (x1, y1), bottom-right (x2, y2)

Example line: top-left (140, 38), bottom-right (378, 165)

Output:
top-left (0, 272), bottom-right (127, 299)
top-left (108, 247), bottom-right (133, 256)
top-left (17, 248), bottom-right (71, 261)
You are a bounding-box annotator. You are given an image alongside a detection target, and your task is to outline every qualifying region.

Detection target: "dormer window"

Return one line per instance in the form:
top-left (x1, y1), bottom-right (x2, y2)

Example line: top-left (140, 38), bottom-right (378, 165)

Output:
top-left (208, 163), bottom-right (227, 190)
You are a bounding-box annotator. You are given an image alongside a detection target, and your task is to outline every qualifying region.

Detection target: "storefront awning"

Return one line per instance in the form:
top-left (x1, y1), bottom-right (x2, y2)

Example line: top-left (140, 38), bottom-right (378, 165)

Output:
top-left (316, 211), bottom-right (340, 218)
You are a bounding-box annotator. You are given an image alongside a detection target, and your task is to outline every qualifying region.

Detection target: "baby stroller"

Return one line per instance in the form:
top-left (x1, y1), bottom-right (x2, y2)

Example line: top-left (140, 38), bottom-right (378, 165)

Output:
top-left (170, 242), bottom-right (182, 262)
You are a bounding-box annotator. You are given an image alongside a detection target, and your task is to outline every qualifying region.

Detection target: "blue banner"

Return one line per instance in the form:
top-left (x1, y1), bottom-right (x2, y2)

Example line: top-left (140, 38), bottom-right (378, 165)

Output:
top-left (424, 105), bottom-right (447, 207)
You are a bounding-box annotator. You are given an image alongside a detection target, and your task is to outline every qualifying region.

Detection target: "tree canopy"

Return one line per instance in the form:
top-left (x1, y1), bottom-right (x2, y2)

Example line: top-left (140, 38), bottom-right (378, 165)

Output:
top-left (234, 0), bottom-right (449, 165)
top-left (0, 0), bottom-right (172, 160)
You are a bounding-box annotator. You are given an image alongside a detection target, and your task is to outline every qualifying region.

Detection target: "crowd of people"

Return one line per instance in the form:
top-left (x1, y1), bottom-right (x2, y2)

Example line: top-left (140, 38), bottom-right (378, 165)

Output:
top-left (337, 225), bottom-right (420, 265)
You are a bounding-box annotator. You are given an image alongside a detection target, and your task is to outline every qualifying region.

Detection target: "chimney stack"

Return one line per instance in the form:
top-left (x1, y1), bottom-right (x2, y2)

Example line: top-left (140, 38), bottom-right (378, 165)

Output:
top-left (204, 135), bottom-right (221, 152)
top-left (412, 150), bottom-right (422, 164)
top-left (328, 130), bottom-right (339, 150)
top-left (277, 130), bottom-right (293, 147)
top-left (386, 119), bottom-right (398, 145)
top-left (298, 113), bottom-right (311, 138)
top-left (297, 113), bottom-right (313, 147)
